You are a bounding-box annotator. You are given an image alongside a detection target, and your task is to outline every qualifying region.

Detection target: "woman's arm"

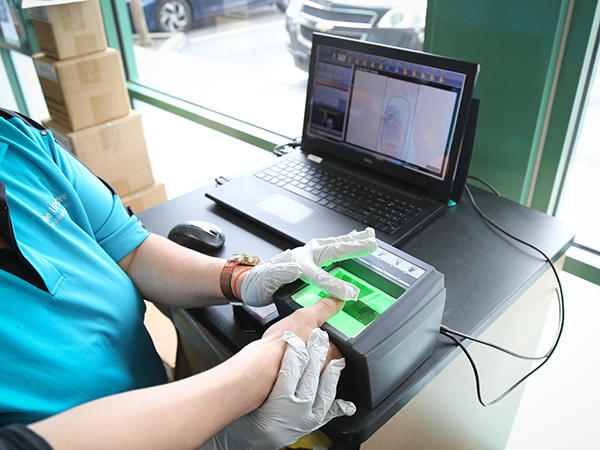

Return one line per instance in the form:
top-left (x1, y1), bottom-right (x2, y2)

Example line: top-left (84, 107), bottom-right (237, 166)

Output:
top-left (117, 228), bottom-right (377, 309)
top-left (117, 233), bottom-right (241, 308)
top-left (30, 298), bottom-right (344, 450)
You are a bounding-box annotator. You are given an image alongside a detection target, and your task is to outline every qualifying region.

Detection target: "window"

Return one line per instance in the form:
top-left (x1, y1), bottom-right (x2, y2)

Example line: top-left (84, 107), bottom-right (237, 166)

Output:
top-left (9, 50), bottom-right (48, 119)
top-left (123, 0), bottom-right (427, 139)
top-left (134, 100), bottom-right (276, 199)
top-left (556, 62), bottom-right (600, 252)
top-left (0, 52), bottom-right (18, 111)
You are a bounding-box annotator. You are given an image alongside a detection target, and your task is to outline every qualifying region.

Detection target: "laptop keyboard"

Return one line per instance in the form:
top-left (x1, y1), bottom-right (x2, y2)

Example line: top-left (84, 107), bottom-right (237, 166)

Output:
top-left (255, 160), bottom-right (422, 235)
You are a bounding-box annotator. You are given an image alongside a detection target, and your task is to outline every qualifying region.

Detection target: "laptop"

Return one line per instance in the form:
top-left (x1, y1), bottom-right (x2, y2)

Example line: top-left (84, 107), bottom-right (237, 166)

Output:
top-left (207, 34), bottom-right (479, 246)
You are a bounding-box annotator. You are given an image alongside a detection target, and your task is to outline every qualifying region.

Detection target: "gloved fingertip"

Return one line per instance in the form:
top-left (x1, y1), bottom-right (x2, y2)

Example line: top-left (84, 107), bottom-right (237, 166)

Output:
top-left (282, 330), bottom-right (296, 339)
top-left (337, 399), bottom-right (357, 416)
top-left (341, 284), bottom-right (359, 301)
top-left (282, 331), bottom-right (307, 352)
top-left (324, 278), bottom-right (359, 301)
top-left (349, 227), bottom-right (375, 240)
top-left (308, 327), bottom-right (329, 347)
top-left (328, 357), bottom-right (346, 370)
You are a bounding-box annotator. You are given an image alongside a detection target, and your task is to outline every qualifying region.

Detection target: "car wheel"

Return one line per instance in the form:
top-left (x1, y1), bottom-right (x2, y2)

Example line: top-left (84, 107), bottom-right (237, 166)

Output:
top-left (276, 0), bottom-right (289, 12)
top-left (156, 0), bottom-right (192, 32)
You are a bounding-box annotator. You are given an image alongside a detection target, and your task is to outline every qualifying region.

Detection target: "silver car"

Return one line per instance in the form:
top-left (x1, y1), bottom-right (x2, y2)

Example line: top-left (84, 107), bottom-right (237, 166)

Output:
top-left (285, 0), bottom-right (426, 70)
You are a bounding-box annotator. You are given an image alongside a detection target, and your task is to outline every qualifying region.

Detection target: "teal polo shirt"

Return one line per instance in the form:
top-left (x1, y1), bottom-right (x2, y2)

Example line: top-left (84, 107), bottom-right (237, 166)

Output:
top-left (0, 110), bottom-right (167, 425)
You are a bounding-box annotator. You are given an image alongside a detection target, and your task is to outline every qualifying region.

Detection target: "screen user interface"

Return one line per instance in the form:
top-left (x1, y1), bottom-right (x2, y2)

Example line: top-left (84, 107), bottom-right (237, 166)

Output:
top-left (291, 266), bottom-right (403, 338)
top-left (307, 44), bottom-right (467, 181)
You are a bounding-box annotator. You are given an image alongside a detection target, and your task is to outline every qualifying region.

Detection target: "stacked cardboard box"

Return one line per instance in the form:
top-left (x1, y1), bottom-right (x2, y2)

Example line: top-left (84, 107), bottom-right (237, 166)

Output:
top-left (34, 48), bottom-right (130, 131)
top-left (29, 0), bottom-right (107, 60)
top-left (42, 111), bottom-right (155, 195)
top-left (31, 0), bottom-right (166, 212)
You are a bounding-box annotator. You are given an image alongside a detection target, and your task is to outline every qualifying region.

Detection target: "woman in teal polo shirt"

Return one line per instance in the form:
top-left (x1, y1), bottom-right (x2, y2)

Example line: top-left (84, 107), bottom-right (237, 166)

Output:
top-left (0, 108), bottom-right (377, 449)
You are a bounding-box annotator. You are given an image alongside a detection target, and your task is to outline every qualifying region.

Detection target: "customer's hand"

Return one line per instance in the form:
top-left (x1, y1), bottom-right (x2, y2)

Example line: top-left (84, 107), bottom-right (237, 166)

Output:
top-left (211, 328), bottom-right (355, 450)
top-left (261, 295), bottom-right (343, 361)
top-left (240, 227), bottom-right (377, 306)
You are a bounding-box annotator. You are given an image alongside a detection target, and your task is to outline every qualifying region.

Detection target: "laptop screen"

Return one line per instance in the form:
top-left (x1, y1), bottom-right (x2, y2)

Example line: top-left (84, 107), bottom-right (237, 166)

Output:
top-left (306, 42), bottom-right (468, 181)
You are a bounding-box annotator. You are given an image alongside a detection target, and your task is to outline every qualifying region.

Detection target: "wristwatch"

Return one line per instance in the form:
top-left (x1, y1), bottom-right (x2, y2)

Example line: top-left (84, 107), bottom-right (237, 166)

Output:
top-left (220, 253), bottom-right (260, 305)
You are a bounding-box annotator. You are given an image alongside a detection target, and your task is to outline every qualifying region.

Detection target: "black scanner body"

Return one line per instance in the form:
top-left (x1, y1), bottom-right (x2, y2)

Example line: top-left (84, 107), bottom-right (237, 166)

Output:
top-left (274, 240), bottom-right (445, 409)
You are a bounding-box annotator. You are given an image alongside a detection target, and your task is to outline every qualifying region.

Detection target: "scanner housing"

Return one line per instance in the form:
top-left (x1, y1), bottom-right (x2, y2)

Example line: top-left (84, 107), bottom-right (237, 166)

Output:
top-left (274, 240), bottom-right (445, 409)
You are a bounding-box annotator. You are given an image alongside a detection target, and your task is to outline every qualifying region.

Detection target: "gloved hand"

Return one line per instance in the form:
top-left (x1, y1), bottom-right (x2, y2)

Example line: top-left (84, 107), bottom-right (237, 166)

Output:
top-left (241, 227), bottom-right (377, 306)
top-left (206, 328), bottom-right (356, 450)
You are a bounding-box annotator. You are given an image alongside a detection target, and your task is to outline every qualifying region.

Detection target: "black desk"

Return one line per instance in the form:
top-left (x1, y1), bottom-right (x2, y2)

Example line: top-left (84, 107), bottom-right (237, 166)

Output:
top-left (138, 184), bottom-right (573, 448)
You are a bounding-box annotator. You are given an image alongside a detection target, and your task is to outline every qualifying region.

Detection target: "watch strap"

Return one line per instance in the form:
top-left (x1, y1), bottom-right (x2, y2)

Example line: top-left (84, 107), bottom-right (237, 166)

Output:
top-left (220, 259), bottom-right (240, 303)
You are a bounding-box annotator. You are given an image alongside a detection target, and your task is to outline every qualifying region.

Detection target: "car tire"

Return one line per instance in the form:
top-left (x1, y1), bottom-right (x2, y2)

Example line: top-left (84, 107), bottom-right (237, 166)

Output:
top-left (276, 0), bottom-right (289, 12)
top-left (156, 0), bottom-right (193, 32)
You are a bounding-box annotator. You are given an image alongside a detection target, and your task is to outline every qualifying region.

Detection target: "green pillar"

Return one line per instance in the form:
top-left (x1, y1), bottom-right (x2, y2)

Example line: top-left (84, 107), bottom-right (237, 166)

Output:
top-left (99, 0), bottom-right (139, 81)
top-left (530, 0), bottom-right (600, 213)
top-left (425, 0), bottom-right (571, 204)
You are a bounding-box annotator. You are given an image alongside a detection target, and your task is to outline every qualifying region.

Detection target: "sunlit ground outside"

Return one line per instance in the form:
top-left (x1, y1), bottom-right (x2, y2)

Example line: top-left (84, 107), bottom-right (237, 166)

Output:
top-left (133, 6), bottom-right (308, 140)
top-left (130, 1), bottom-right (427, 143)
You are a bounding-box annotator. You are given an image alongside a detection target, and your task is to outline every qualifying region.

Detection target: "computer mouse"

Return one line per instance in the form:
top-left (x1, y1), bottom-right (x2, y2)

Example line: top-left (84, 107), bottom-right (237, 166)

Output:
top-left (167, 221), bottom-right (225, 253)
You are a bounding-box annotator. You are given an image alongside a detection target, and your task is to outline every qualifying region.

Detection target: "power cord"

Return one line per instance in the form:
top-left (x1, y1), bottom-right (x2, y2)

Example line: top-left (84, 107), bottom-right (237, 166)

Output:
top-left (465, 175), bottom-right (501, 196)
top-left (439, 176), bottom-right (565, 407)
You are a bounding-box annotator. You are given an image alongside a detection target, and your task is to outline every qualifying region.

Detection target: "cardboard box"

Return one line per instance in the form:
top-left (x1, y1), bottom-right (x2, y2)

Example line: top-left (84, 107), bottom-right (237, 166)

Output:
top-left (121, 182), bottom-right (167, 213)
top-left (43, 111), bottom-right (155, 197)
top-left (29, 0), bottom-right (107, 60)
top-left (34, 48), bottom-right (130, 131)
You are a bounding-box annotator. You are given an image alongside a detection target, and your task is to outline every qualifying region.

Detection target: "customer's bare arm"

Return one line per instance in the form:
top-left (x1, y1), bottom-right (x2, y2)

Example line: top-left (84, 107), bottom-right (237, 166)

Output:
top-left (30, 298), bottom-right (344, 450)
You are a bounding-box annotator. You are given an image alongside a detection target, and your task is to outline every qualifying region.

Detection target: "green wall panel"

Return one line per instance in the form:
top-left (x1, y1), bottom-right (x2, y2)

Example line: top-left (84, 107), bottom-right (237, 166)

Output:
top-left (425, 0), bottom-right (570, 203)
top-left (99, 0), bottom-right (139, 81)
top-left (531, 0), bottom-right (600, 213)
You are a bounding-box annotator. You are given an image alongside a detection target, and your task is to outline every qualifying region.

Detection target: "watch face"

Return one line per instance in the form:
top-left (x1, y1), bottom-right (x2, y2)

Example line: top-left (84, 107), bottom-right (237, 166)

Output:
top-left (232, 253), bottom-right (260, 265)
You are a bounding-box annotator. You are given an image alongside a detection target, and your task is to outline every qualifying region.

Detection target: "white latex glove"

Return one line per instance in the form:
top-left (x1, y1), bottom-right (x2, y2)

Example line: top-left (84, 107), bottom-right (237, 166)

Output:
top-left (205, 328), bottom-right (356, 450)
top-left (241, 227), bottom-right (377, 306)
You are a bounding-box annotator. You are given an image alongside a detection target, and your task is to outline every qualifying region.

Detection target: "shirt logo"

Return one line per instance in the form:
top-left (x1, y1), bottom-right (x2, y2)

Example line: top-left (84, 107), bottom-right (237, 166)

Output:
top-left (41, 193), bottom-right (69, 226)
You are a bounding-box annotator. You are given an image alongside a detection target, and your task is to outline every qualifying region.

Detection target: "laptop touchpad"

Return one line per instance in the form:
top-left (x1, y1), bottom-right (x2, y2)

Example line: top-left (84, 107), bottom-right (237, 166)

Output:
top-left (257, 194), bottom-right (313, 224)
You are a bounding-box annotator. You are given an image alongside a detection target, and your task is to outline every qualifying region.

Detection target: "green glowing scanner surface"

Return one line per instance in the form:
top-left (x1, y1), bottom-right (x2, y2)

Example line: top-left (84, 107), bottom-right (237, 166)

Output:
top-left (291, 267), bottom-right (402, 338)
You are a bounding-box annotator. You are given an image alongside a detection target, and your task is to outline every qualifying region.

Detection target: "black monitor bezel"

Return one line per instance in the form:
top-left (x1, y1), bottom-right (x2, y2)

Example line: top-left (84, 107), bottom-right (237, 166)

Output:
top-left (301, 33), bottom-right (479, 203)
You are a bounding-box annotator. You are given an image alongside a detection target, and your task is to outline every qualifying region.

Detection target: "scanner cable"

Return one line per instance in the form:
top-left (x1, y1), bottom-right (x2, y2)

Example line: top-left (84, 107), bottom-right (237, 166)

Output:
top-left (439, 177), bottom-right (565, 407)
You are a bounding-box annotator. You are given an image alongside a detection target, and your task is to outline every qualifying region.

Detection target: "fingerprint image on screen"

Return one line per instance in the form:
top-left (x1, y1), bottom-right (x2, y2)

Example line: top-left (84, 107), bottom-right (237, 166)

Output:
top-left (346, 69), bottom-right (458, 179)
top-left (380, 95), bottom-right (411, 157)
